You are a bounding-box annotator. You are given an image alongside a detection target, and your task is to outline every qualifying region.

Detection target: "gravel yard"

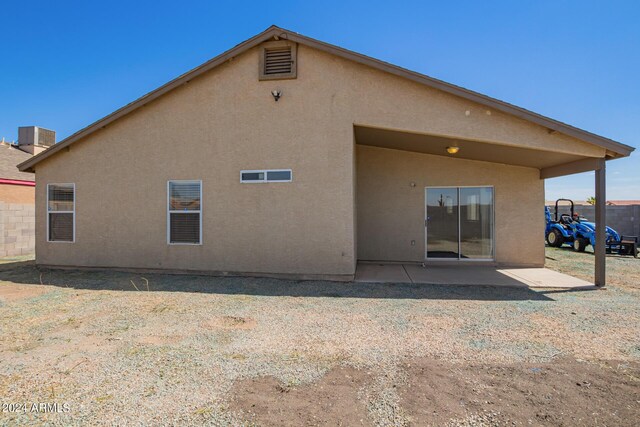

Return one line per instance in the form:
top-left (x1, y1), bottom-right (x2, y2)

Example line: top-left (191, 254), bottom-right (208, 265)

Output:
top-left (1, 249), bottom-right (639, 426)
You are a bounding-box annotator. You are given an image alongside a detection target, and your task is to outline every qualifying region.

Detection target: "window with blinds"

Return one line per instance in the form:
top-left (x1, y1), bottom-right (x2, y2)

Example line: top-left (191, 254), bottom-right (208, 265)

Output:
top-left (168, 180), bottom-right (201, 244)
top-left (47, 183), bottom-right (75, 242)
top-left (259, 41), bottom-right (297, 80)
top-left (240, 169), bottom-right (292, 183)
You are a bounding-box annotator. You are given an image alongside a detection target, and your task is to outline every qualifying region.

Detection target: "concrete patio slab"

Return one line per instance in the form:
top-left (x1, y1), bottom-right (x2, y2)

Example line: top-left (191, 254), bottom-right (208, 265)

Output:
top-left (403, 264), bottom-right (530, 288)
top-left (354, 263), bottom-right (411, 283)
top-left (499, 268), bottom-right (595, 289)
top-left (355, 263), bottom-right (596, 289)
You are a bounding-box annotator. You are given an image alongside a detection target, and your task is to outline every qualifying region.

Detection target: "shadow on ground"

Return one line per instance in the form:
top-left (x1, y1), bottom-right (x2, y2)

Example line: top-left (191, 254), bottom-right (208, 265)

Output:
top-left (0, 262), bottom-right (580, 301)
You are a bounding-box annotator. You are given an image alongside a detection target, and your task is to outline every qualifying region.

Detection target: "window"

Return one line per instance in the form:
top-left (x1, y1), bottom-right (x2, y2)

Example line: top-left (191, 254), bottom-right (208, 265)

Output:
top-left (259, 41), bottom-right (297, 80)
top-left (47, 183), bottom-right (75, 242)
top-left (168, 181), bottom-right (201, 244)
top-left (240, 169), bottom-right (292, 183)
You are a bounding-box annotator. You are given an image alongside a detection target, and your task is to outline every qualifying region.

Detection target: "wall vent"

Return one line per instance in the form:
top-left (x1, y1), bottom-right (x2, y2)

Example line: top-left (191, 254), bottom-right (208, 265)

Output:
top-left (259, 41), bottom-right (297, 80)
top-left (265, 47), bottom-right (292, 75)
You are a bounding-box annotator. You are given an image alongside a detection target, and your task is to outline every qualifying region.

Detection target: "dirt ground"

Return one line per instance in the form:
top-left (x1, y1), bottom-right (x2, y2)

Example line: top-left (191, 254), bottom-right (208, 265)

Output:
top-left (231, 366), bottom-right (374, 426)
top-left (231, 358), bottom-right (640, 426)
top-left (544, 245), bottom-right (640, 290)
top-left (1, 248), bottom-right (639, 426)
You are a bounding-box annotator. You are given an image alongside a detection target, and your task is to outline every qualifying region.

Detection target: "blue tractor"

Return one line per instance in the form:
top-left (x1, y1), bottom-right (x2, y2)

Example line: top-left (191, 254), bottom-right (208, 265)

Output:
top-left (545, 198), bottom-right (638, 257)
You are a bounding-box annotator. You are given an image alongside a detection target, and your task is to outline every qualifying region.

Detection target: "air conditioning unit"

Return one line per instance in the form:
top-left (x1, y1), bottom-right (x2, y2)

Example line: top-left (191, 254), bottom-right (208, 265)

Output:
top-left (18, 126), bottom-right (55, 155)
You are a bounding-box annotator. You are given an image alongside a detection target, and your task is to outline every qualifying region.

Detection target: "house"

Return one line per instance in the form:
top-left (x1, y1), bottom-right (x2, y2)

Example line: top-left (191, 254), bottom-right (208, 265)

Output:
top-left (17, 26), bottom-right (634, 285)
top-left (0, 126), bottom-right (54, 256)
top-left (606, 200), bottom-right (640, 206)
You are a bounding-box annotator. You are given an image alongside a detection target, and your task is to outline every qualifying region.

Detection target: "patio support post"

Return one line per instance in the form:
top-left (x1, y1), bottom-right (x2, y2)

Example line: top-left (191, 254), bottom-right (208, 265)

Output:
top-left (595, 159), bottom-right (606, 287)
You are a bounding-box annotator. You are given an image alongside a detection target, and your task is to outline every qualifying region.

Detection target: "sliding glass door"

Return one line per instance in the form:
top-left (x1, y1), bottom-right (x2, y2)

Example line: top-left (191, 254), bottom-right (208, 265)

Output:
top-left (425, 187), bottom-right (494, 260)
top-left (425, 188), bottom-right (459, 258)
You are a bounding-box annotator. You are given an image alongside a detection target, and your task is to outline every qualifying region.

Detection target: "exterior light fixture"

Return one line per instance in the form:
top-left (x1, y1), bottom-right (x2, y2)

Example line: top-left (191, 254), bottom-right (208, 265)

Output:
top-left (271, 90), bottom-right (282, 101)
top-left (446, 146), bottom-right (460, 154)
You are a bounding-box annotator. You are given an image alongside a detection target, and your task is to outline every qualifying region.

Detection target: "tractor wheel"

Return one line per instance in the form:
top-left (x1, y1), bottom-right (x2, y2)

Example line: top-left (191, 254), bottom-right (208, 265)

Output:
top-left (573, 238), bottom-right (587, 252)
top-left (547, 229), bottom-right (564, 247)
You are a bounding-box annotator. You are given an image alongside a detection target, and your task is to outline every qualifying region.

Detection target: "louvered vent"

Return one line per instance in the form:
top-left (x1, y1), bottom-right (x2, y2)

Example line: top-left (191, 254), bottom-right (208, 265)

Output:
top-left (259, 42), bottom-right (297, 80)
top-left (264, 47), bottom-right (292, 75)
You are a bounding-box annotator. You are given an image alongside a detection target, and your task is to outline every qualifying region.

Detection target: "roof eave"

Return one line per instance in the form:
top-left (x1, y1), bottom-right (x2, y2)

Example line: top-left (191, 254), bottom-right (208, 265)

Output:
top-left (280, 30), bottom-right (634, 158)
top-left (18, 25), bottom-right (283, 173)
top-left (18, 25), bottom-right (634, 172)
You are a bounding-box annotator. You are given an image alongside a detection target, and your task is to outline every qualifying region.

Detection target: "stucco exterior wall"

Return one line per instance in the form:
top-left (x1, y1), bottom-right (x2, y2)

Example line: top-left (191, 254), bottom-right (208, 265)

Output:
top-left (356, 145), bottom-right (544, 266)
top-left (300, 48), bottom-right (602, 158)
top-left (32, 42), bottom-right (591, 275)
top-left (34, 45), bottom-right (357, 276)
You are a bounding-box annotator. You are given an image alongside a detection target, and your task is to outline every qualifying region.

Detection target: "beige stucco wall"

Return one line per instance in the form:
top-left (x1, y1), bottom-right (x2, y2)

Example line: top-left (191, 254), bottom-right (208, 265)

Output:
top-left (32, 42), bottom-right (597, 275)
top-left (356, 145), bottom-right (544, 266)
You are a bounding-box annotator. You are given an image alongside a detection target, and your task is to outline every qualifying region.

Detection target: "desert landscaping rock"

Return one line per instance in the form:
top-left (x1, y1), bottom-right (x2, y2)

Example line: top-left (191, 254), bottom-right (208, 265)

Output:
top-left (1, 248), bottom-right (639, 425)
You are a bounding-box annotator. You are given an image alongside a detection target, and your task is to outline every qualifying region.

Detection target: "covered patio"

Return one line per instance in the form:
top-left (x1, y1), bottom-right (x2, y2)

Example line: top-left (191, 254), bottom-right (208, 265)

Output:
top-left (355, 262), bottom-right (595, 289)
top-left (355, 124), bottom-right (632, 287)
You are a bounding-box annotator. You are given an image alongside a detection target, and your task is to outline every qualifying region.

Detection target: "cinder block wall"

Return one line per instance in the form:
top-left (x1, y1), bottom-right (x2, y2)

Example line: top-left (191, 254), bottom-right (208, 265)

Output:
top-left (547, 204), bottom-right (640, 238)
top-left (0, 202), bottom-right (35, 257)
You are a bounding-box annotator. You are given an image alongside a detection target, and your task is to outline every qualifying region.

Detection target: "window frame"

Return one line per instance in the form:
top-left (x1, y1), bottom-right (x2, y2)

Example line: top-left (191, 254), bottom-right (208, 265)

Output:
top-left (167, 180), bottom-right (202, 246)
top-left (46, 183), bottom-right (76, 243)
top-left (240, 169), bottom-right (293, 183)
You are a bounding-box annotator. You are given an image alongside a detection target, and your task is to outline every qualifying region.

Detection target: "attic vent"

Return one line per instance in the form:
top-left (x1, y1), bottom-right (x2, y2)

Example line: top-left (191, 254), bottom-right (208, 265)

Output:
top-left (259, 41), bottom-right (297, 80)
top-left (265, 47), bottom-right (292, 75)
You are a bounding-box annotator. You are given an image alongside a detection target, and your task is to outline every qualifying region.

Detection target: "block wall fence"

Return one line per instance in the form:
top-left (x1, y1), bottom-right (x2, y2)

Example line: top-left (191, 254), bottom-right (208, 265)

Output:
top-left (547, 204), bottom-right (640, 238)
top-left (0, 201), bottom-right (35, 257)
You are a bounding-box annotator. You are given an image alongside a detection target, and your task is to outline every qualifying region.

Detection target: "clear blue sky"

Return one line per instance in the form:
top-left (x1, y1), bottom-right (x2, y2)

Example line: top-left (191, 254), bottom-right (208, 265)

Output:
top-left (2, 1), bottom-right (638, 200)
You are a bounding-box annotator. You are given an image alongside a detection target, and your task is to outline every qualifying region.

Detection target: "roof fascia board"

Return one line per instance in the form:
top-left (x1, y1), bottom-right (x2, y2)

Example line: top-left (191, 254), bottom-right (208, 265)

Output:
top-left (282, 31), bottom-right (633, 157)
top-left (18, 26), bottom-right (281, 172)
top-left (19, 26), bottom-right (633, 172)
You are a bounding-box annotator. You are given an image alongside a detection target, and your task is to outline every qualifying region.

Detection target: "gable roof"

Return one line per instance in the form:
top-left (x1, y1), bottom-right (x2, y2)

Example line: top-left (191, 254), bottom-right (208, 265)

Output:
top-left (18, 25), bottom-right (634, 172)
top-left (1, 143), bottom-right (35, 181)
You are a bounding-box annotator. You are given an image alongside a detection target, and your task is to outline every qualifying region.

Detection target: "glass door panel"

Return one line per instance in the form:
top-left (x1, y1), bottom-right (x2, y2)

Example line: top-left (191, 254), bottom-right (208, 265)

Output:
top-left (460, 187), bottom-right (494, 259)
top-left (426, 188), bottom-right (459, 258)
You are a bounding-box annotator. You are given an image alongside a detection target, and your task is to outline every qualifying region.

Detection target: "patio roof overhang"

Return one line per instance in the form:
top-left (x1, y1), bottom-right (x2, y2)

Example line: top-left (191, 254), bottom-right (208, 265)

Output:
top-left (354, 124), bottom-right (606, 172)
top-left (355, 124), bottom-right (613, 288)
